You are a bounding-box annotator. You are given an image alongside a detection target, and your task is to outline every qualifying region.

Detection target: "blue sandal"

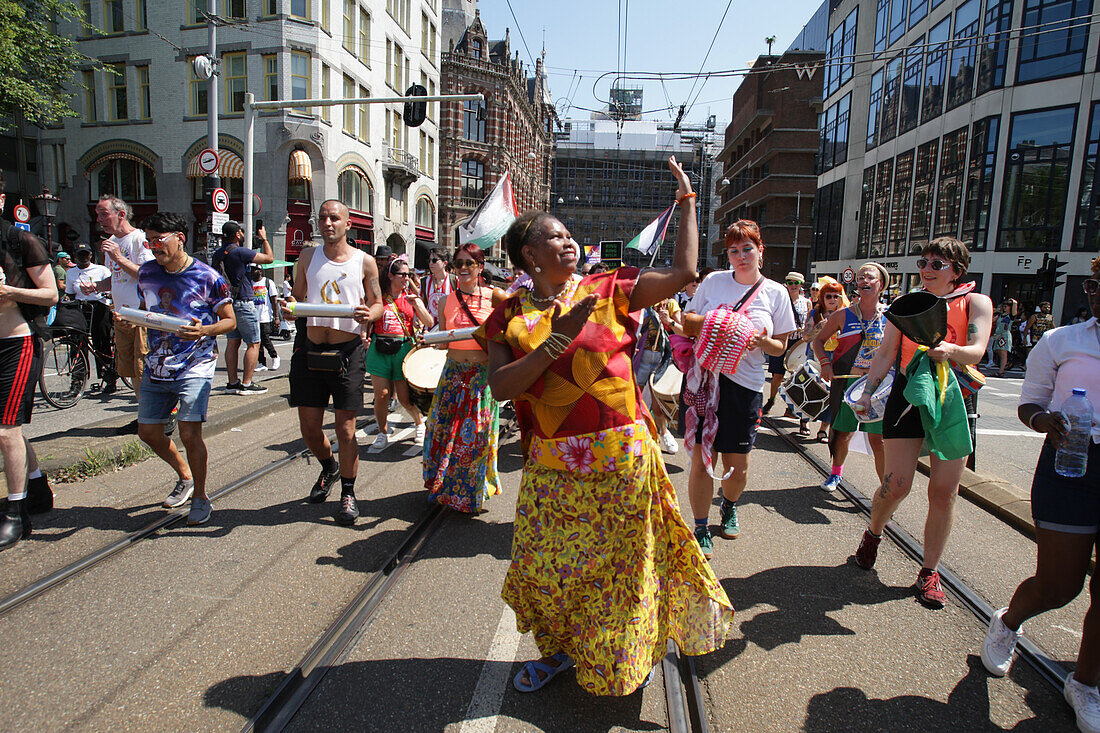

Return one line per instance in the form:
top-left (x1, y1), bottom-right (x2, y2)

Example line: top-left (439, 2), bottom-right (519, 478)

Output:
top-left (513, 652), bottom-right (574, 693)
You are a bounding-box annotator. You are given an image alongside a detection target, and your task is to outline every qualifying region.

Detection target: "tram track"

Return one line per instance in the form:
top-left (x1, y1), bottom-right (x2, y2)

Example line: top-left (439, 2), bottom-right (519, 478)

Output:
top-left (762, 416), bottom-right (1069, 693)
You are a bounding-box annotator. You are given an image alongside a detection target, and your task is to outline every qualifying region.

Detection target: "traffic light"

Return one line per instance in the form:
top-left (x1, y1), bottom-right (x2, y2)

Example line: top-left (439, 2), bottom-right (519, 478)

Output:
top-left (1050, 256), bottom-right (1068, 289)
top-left (403, 84), bottom-right (427, 127)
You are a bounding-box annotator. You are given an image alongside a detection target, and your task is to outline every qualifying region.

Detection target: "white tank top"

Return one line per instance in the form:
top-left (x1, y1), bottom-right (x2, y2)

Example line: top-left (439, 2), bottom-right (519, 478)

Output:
top-left (304, 245), bottom-right (366, 335)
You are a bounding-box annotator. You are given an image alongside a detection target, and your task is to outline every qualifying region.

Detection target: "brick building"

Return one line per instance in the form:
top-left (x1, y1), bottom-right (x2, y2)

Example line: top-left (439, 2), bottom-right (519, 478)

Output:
top-left (438, 10), bottom-right (554, 266)
top-left (714, 50), bottom-right (825, 279)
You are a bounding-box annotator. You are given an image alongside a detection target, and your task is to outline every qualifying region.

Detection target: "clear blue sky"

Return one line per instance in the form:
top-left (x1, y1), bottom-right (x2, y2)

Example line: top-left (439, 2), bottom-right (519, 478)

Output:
top-left (477, 0), bottom-right (827, 127)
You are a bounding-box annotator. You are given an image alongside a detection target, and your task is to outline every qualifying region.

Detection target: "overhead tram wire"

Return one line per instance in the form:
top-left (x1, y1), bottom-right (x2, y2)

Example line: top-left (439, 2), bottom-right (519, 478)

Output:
top-left (504, 0), bottom-right (538, 70)
top-left (679, 0), bottom-right (736, 124)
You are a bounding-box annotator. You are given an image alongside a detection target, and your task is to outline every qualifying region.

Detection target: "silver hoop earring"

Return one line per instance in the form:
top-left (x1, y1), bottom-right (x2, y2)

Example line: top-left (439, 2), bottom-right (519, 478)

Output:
top-left (534, 266), bottom-right (542, 273)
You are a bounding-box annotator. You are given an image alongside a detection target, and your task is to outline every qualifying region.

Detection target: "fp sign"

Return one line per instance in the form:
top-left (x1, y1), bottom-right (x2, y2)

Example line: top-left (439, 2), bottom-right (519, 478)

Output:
top-left (211, 188), bottom-right (230, 213)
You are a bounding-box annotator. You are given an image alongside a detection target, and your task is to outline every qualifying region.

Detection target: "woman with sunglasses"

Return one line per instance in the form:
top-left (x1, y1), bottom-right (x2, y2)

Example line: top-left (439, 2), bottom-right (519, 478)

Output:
top-left (803, 278), bottom-right (849, 442)
top-left (364, 258), bottom-right (433, 449)
top-left (483, 157), bottom-right (731, 696)
top-left (851, 237), bottom-right (992, 608)
top-left (423, 246), bottom-right (453, 322)
top-left (981, 260), bottom-right (1100, 729)
top-left (423, 244), bottom-right (505, 513)
top-left (812, 263), bottom-right (890, 491)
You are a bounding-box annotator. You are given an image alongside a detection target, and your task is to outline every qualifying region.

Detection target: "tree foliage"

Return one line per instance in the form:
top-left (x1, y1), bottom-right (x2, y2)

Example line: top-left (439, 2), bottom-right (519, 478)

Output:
top-left (0, 0), bottom-right (92, 129)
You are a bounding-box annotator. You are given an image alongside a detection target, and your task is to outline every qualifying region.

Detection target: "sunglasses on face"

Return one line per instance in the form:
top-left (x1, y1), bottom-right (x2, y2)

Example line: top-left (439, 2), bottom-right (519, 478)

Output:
top-left (429, 257), bottom-right (444, 263)
top-left (1084, 278), bottom-right (1100, 295)
top-left (392, 271), bottom-right (410, 278)
top-left (824, 293), bottom-right (842, 300)
top-left (785, 280), bottom-right (803, 286)
top-left (916, 257), bottom-right (951, 271)
top-left (144, 232), bottom-right (177, 250)
top-left (452, 259), bottom-right (477, 269)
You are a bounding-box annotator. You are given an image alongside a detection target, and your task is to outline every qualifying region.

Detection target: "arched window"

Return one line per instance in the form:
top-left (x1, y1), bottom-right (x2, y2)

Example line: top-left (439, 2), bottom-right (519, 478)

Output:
top-left (338, 167), bottom-right (373, 214)
top-left (415, 196), bottom-right (435, 229)
top-left (91, 158), bottom-right (157, 202)
top-left (461, 159), bottom-right (484, 202)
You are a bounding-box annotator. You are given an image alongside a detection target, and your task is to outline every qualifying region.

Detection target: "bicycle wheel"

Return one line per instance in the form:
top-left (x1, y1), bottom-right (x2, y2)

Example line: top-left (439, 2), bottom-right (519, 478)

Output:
top-left (39, 337), bottom-right (90, 409)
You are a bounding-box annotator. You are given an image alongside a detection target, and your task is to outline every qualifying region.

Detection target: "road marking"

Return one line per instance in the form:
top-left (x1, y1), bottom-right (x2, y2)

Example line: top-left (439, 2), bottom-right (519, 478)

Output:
top-left (459, 607), bottom-right (521, 733)
top-left (1054, 624), bottom-right (1084, 639)
top-left (976, 428), bottom-right (1043, 438)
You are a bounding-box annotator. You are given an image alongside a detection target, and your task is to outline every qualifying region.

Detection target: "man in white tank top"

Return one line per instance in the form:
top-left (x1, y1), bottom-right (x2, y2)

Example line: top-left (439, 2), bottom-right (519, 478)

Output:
top-left (282, 200), bottom-right (382, 527)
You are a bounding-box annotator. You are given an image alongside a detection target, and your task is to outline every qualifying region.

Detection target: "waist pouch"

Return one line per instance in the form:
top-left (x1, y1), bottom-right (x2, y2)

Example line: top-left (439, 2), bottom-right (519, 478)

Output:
top-left (373, 335), bottom-right (406, 355)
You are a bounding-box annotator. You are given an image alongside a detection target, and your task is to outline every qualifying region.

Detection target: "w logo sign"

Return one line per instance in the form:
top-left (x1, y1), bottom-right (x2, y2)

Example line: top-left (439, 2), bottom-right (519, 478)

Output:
top-left (794, 65), bottom-right (818, 80)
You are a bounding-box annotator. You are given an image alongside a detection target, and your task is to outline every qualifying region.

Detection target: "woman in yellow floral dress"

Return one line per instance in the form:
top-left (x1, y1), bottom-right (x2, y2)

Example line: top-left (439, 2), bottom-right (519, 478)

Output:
top-left (481, 157), bottom-right (733, 696)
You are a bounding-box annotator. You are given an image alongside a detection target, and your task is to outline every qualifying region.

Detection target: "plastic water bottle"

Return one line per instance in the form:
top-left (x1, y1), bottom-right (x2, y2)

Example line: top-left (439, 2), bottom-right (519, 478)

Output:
top-left (1055, 389), bottom-right (1094, 478)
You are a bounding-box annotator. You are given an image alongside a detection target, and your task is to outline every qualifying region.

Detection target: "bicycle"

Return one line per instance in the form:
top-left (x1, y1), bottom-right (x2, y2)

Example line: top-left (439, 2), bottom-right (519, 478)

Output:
top-left (38, 301), bottom-right (132, 409)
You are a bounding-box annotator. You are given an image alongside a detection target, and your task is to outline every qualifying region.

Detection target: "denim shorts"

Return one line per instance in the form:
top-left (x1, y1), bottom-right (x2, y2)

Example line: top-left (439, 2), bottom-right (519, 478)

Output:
top-left (1032, 439), bottom-right (1100, 534)
top-left (227, 300), bottom-right (261, 344)
top-left (138, 373), bottom-right (212, 423)
top-left (633, 349), bottom-right (663, 389)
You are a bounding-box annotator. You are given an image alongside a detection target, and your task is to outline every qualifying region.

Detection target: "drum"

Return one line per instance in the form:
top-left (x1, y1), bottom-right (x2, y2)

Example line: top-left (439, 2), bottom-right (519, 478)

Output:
top-left (843, 369), bottom-right (894, 423)
top-left (402, 346), bottom-right (447, 415)
top-left (649, 365), bottom-right (683, 424)
top-left (779, 361), bottom-right (830, 421)
top-left (784, 343), bottom-right (808, 374)
top-left (694, 307), bottom-right (756, 376)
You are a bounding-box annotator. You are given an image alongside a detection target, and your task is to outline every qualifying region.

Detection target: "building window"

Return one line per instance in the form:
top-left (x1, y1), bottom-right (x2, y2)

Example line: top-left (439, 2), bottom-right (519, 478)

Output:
top-left (823, 7), bottom-right (858, 97)
top-left (343, 75), bottom-right (355, 135)
top-left (857, 166), bottom-right (876, 258)
top-left (264, 0), bottom-right (277, 15)
top-left (977, 0), bottom-right (1013, 95)
top-left (338, 167), bottom-right (371, 212)
top-left (102, 0), bottom-right (124, 32)
top-left (290, 0), bottom-right (308, 19)
top-left (1073, 102), bottom-right (1100, 251)
top-left (223, 52), bottom-right (246, 113)
top-left (93, 159), bottom-right (156, 201)
top-left (134, 0), bottom-right (147, 29)
top-left (428, 77), bottom-right (437, 121)
top-left (188, 57), bottom-right (207, 116)
top-left (471, 38), bottom-right (482, 59)
top-left (107, 63), bottom-right (127, 120)
top-left (899, 38), bottom-right (923, 135)
top-left (874, 0), bottom-right (889, 55)
top-left (909, 0), bottom-right (928, 27)
top-left (320, 0), bottom-right (329, 30)
top-left (462, 159), bottom-right (484, 201)
top-left (935, 126), bottom-right (968, 238)
top-left (387, 39), bottom-right (404, 89)
top-left (888, 0), bottom-right (906, 45)
top-left (866, 69), bottom-right (883, 150)
top-left (390, 108), bottom-right (402, 150)
top-left (291, 50), bottom-right (311, 110)
top-left (187, 0), bottom-right (203, 24)
top-left (910, 139), bottom-right (940, 252)
top-left (963, 116), bottom-right (1000, 251)
top-left (416, 196), bottom-right (434, 229)
top-left (343, 0), bottom-right (355, 54)
top-left (871, 158), bottom-right (893, 257)
top-left (387, 0), bottom-right (409, 32)
top-left (922, 16), bottom-right (950, 124)
top-left (358, 85), bottom-right (369, 140)
top-left (224, 0), bottom-right (245, 19)
top-left (136, 65), bottom-right (150, 119)
top-left (812, 179), bottom-right (845, 261)
top-left (947, 0), bottom-right (981, 110)
top-left (818, 93), bottom-right (850, 173)
top-left (463, 98), bottom-right (486, 141)
top-left (999, 105), bottom-right (1078, 250)
top-left (421, 13), bottom-right (437, 63)
top-left (82, 69), bottom-right (97, 122)
top-left (880, 54), bottom-right (903, 144)
top-left (320, 63), bottom-right (330, 122)
top-left (263, 54), bottom-right (278, 101)
top-left (889, 150), bottom-right (914, 256)
top-left (1018, 0), bottom-right (1091, 83)
top-left (359, 8), bottom-right (370, 65)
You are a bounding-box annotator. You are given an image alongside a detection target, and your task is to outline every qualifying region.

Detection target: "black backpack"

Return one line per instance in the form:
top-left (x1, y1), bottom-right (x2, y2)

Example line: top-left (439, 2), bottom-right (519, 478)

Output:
top-left (1, 221), bottom-right (52, 340)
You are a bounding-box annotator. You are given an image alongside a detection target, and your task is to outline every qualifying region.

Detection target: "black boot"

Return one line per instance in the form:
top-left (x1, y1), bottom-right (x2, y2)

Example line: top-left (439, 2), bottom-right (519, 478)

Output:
top-left (26, 474), bottom-right (54, 514)
top-left (0, 502), bottom-right (31, 550)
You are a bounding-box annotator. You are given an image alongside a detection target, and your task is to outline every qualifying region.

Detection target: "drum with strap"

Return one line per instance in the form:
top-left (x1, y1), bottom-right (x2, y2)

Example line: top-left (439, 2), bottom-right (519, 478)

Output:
top-left (784, 342), bottom-right (808, 374)
top-left (649, 365), bottom-right (683, 424)
top-left (843, 369), bottom-right (895, 423)
top-left (694, 307), bottom-right (756, 376)
top-left (402, 346), bottom-right (447, 415)
top-left (779, 360), bottom-right (830, 421)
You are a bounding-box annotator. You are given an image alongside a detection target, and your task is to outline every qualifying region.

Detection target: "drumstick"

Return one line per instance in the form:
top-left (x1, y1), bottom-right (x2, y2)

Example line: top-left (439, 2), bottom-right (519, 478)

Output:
top-left (115, 306), bottom-right (191, 334)
top-left (420, 326), bottom-right (479, 345)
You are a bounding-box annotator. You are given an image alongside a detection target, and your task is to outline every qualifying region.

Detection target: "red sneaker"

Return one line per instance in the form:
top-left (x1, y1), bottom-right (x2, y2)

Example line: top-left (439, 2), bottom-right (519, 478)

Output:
top-left (854, 529), bottom-right (881, 569)
top-left (917, 569), bottom-right (946, 608)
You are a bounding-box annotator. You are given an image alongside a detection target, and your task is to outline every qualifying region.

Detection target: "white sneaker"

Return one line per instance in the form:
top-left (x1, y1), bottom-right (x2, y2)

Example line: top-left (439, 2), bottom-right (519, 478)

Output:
top-left (271, 356), bottom-right (281, 370)
top-left (415, 423), bottom-right (426, 446)
top-left (371, 432), bottom-right (389, 451)
top-left (981, 607), bottom-right (1020, 677)
top-left (660, 429), bottom-right (678, 454)
top-left (254, 364), bottom-right (268, 372)
top-left (1065, 674), bottom-right (1100, 733)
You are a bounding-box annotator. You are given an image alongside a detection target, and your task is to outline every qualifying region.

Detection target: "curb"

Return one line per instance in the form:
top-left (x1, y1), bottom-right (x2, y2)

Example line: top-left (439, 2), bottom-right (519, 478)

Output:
top-left (916, 459), bottom-right (1035, 539)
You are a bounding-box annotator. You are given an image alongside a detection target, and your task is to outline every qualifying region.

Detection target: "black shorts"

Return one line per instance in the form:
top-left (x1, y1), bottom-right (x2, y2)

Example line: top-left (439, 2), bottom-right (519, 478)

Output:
top-left (0, 335), bottom-right (41, 427)
top-left (694, 375), bottom-right (763, 454)
top-left (882, 372), bottom-right (976, 442)
top-left (288, 336), bottom-right (366, 412)
top-left (1032, 439), bottom-right (1100, 534)
top-left (767, 352), bottom-right (786, 377)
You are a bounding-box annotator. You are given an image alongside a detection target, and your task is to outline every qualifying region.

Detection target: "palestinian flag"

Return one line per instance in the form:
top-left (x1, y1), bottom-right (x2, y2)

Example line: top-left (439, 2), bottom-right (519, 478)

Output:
top-left (626, 204), bottom-right (675, 257)
top-left (458, 172), bottom-right (519, 248)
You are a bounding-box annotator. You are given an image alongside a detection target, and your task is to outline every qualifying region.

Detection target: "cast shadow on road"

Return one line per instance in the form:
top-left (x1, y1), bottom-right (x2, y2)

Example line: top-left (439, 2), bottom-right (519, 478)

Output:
top-left (801, 654), bottom-right (1067, 731)
top-left (736, 484), bottom-right (861, 527)
top-left (205, 657), bottom-right (661, 733)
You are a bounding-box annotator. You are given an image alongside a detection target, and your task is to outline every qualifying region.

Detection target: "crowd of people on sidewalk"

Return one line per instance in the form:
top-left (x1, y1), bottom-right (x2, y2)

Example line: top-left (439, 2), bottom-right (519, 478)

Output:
top-left (1, 162), bottom-right (1099, 727)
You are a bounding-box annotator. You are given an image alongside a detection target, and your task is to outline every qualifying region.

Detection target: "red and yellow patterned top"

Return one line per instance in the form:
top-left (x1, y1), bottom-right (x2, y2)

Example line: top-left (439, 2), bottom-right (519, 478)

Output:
top-left (480, 268), bottom-right (643, 440)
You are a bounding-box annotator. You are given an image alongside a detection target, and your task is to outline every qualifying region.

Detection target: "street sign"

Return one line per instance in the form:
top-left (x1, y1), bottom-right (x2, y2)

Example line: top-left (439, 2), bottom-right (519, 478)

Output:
top-left (13, 223), bottom-right (29, 232)
top-left (198, 148), bottom-right (220, 175)
top-left (211, 211), bottom-right (229, 232)
top-left (12, 204), bottom-right (30, 223)
top-left (211, 188), bottom-right (230, 213)
top-left (841, 267), bottom-right (856, 284)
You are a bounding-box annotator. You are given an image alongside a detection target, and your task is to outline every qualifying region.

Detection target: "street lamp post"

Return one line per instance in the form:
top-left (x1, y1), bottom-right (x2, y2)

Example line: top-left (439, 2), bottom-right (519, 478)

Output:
top-left (33, 188), bottom-right (61, 255)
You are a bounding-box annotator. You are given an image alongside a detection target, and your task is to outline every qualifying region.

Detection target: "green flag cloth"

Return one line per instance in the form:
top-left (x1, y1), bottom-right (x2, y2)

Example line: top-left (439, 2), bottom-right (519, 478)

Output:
top-left (902, 350), bottom-right (973, 461)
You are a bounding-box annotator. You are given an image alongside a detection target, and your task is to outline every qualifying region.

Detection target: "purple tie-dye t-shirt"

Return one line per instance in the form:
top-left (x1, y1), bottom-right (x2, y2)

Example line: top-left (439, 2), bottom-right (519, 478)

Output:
top-left (138, 259), bottom-right (231, 381)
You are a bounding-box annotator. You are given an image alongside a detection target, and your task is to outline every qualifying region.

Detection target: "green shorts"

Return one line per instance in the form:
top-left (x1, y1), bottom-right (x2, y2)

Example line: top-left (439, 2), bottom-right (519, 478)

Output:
top-left (364, 338), bottom-right (414, 381)
top-left (831, 376), bottom-right (883, 434)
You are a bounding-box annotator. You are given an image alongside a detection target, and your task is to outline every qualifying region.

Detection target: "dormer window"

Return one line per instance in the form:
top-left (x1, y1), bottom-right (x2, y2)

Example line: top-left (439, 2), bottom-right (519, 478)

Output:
top-left (471, 39), bottom-right (482, 59)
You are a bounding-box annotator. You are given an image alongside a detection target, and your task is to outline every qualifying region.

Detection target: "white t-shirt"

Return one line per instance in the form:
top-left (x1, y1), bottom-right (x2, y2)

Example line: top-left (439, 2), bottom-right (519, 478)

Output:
top-left (106, 229), bottom-right (154, 308)
top-left (252, 277), bottom-right (276, 323)
top-left (688, 271), bottom-right (798, 392)
top-left (65, 263), bottom-right (112, 303)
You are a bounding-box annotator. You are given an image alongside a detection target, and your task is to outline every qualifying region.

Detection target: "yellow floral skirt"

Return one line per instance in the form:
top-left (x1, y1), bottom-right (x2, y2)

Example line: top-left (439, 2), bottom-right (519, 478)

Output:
top-left (502, 422), bottom-right (734, 696)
